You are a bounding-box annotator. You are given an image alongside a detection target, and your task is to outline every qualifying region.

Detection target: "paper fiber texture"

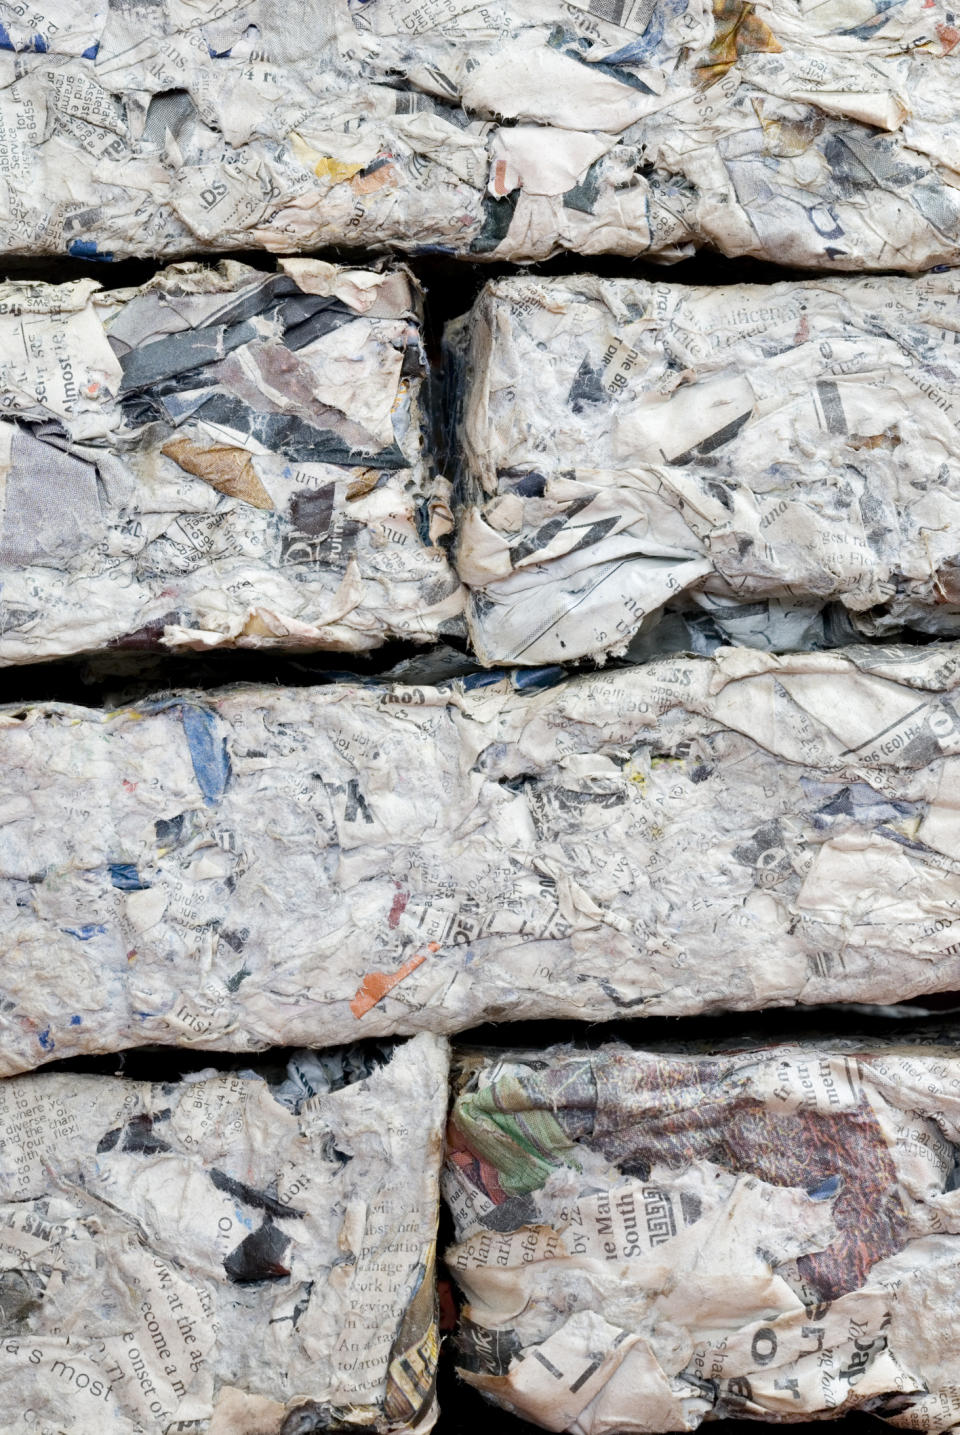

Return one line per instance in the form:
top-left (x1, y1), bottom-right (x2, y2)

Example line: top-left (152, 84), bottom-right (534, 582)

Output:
top-left (0, 1), bottom-right (957, 267)
top-left (445, 1037), bottom-right (960, 1432)
top-left (7, 643), bottom-right (960, 1073)
top-left (0, 259), bottom-right (462, 665)
top-left (453, 270), bottom-right (960, 667)
top-left (0, 1033), bottom-right (447, 1434)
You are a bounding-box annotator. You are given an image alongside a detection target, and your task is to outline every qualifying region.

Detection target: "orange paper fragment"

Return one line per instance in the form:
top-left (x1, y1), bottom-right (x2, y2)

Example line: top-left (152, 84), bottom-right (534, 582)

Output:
top-left (350, 952), bottom-right (426, 1018)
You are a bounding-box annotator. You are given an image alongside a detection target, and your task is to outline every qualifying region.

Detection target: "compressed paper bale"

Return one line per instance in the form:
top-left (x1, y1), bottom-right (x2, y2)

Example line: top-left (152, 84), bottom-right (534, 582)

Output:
top-left (0, 0), bottom-right (956, 267)
top-left (444, 1037), bottom-right (960, 1433)
top-left (0, 1033), bottom-right (448, 1435)
top-left (453, 272), bottom-right (960, 666)
top-left (0, 259), bottom-right (463, 665)
top-left (7, 643), bottom-right (960, 1072)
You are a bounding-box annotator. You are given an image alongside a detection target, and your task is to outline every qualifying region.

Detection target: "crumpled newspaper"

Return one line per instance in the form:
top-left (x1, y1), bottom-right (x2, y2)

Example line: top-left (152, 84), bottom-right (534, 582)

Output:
top-left (445, 1036), bottom-right (960, 1433)
top-left (452, 271), bottom-right (960, 666)
top-left (0, 257), bottom-right (463, 665)
top-left (7, 642), bottom-right (960, 1073)
top-left (0, 1032), bottom-right (448, 1434)
top-left (0, 0), bottom-right (956, 266)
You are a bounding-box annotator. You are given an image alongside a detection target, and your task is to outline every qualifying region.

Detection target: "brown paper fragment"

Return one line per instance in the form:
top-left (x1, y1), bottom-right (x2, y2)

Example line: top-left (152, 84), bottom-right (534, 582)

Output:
top-left (162, 437), bottom-right (275, 511)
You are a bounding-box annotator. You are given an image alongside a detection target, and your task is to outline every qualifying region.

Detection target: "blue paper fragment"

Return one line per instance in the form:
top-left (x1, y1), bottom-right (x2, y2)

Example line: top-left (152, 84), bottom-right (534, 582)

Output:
top-left (61, 923), bottom-right (106, 941)
top-left (181, 704), bottom-right (231, 806)
top-left (67, 239), bottom-right (115, 262)
top-left (512, 665), bottom-right (566, 692)
top-left (109, 863), bottom-right (150, 891)
top-left (463, 670), bottom-right (505, 690)
top-left (0, 23), bottom-right (59, 51)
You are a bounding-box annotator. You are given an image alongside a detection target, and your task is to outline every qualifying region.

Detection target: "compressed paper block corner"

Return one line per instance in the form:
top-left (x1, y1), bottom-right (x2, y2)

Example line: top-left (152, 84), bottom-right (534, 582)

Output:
top-left (0, 1033), bottom-right (448, 1433)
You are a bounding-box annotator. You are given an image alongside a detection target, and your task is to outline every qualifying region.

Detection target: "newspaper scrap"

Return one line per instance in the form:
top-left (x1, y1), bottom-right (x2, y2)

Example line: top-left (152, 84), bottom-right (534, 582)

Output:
top-left (452, 270), bottom-right (960, 667)
top-left (0, 1032), bottom-right (448, 1434)
top-left (0, 258), bottom-right (463, 665)
top-left (445, 1036), bottom-right (960, 1432)
top-left (0, 0), bottom-right (956, 266)
top-left (8, 642), bottom-right (960, 1072)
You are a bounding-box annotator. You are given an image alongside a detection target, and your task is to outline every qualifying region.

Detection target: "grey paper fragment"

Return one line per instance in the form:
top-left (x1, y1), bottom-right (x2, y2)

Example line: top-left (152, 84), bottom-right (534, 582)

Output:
top-left (0, 1), bottom-right (956, 267)
top-left (7, 644), bottom-right (960, 1073)
top-left (0, 1033), bottom-right (448, 1434)
top-left (0, 259), bottom-right (463, 664)
top-left (453, 272), bottom-right (960, 666)
top-left (445, 1037), bottom-right (960, 1432)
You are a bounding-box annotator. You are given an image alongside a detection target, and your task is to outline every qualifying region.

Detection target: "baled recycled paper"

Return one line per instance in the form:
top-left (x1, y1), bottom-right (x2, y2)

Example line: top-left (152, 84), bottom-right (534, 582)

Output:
top-left (0, 0), bottom-right (956, 267)
top-left (0, 1033), bottom-right (448, 1434)
top-left (0, 258), bottom-right (462, 665)
top-left (445, 1037), bottom-right (960, 1432)
top-left (453, 271), bottom-right (960, 666)
top-left (6, 643), bottom-right (960, 1071)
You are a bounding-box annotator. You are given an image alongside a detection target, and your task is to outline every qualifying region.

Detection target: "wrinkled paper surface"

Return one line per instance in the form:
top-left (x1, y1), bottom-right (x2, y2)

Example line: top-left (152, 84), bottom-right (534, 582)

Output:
top-left (7, 644), bottom-right (960, 1071)
top-left (0, 258), bottom-right (462, 664)
top-left (0, 1033), bottom-right (447, 1433)
top-left (446, 1037), bottom-right (960, 1432)
top-left (0, 0), bottom-right (955, 265)
top-left (454, 271), bottom-right (960, 666)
